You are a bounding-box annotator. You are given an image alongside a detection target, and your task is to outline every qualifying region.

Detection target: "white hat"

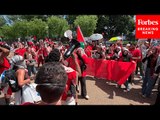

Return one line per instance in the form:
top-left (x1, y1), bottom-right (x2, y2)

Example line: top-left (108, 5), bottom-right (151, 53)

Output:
top-left (10, 55), bottom-right (26, 69)
top-left (126, 44), bottom-right (130, 47)
top-left (145, 41), bottom-right (149, 44)
top-left (117, 46), bottom-right (121, 50)
top-left (123, 47), bottom-right (129, 52)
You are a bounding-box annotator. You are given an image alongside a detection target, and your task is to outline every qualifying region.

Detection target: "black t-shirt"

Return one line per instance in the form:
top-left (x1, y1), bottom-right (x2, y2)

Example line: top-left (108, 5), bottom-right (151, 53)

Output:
top-left (95, 51), bottom-right (103, 59)
top-left (122, 55), bottom-right (131, 62)
top-left (142, 55), bottom-right (153, 68)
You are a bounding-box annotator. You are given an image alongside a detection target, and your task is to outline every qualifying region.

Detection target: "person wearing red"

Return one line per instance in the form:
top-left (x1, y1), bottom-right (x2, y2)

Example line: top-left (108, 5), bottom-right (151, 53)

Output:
top-left (66, 47), bottom-right (89, 100)
top-left (37, 45), bottom-right (45, 67)
top-left (85, 43), bottom-right (93, 58)
top-left (43, 44), bottom-right (49, 59)
top-left (45, 48), bottom-right (81, 105)
top-left (61, 65), bottom-right (78, 105)
top-left (135, 45), bottom-right (144, 79)
top-left (14, 42), bottom-right (26, 57)
top-left (0, 44), bottom-right (12, 105)
top-left (27, 41), bottom-right (36, 52)
top-left (130, 43), bottom-right (143, 82)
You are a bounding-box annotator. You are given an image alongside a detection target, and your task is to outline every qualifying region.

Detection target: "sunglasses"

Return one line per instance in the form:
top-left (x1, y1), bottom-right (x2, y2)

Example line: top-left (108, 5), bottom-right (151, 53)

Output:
top-left (37, 82), bottom-right (65, 87)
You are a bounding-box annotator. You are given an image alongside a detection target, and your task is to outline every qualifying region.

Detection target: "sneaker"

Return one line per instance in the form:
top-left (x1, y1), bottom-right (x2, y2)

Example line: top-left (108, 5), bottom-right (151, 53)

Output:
top-left (142, 94), bottom-right (146, 98)
top-left (123, 89), bottom-right (130, 92)
top-left (84, 95), bottom-right (90, 100)
top-left (142, 94), bottom-right (151, 98)
top-left (9, 102), bottom-right (15, 105)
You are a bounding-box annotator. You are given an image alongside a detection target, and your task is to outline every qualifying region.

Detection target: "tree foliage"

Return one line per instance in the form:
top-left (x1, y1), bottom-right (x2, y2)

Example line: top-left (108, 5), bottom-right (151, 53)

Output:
top-left (1, 25), bottom-right (16, 39)
top-left (12, 20), bottom-right (29, 39)
top-left (0, 16), bottom-right (6, 27)
top-left (20, 15), bottom-right (49, 21)
top-left (66, 15), bottom-right (78, 25)
top-left (47, 16), bottom-right (69, 38)
top-left (96, 15), bottom-right (135, 39)
top-left (28, 18), bottom-right (48, 39)
top-left (0, 15), bottom-right (135, 41)
top-left (74, 15), bottom-right (98, 37)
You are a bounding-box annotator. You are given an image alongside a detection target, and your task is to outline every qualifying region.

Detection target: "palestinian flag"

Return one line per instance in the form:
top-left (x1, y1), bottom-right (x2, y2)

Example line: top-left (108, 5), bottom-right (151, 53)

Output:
top-left (76, 25), bottom-right (85, 49)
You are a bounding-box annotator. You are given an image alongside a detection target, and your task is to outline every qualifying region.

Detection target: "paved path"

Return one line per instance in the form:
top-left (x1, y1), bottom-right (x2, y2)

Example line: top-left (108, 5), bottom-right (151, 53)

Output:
top-left (77, 76), bottom-right (157, 105)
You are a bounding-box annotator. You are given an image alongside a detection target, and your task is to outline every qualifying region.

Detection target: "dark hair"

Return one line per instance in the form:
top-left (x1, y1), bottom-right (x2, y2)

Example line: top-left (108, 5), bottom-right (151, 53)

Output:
top-left (0, 44), bottom-right (10, 50)
top-left (35, 62), bottom-right (67, 103)
top-left (45, 49), bottom-right (61, 62)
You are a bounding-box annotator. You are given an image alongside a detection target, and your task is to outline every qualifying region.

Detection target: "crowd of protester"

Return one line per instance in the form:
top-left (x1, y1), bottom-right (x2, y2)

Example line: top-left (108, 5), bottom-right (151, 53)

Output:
top-left (0, 37), bottom-right (160, 105)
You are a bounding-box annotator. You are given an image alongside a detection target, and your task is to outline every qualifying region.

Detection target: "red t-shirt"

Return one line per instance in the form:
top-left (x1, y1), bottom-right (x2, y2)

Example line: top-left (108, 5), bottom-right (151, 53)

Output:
top-left (61, 66), bottom-right (76, 101)
top-left (38, 48), bottom-right (44, 56)
top-left (67, 54), bottom-right (89, 77)
top-left (43, 47), bottom-right (48, 57)
top-left (35, 45), bottom-right (40, 52)
top-left (0, 57), bottom-right (10, 74)
top-left (0, 57), bottom-right (12, 95)
top-left (130, 48), bottom-right (142, 62)
top-left (85, 45), bottom-right (93, 57)
top-left (31, 46), bottom-right (36, 52)
top-left (15, 48), bottom-right (26, 57)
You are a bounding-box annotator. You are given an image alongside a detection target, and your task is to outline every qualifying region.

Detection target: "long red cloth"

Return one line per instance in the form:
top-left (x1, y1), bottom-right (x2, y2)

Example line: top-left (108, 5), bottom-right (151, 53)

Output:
top-left (86, 58), bottom-right (136, 85)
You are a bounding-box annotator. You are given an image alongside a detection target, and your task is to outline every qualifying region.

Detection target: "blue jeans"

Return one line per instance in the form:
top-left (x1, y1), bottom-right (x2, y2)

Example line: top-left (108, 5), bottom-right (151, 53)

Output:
top-left (142, 68), bottom-right (155, 97)
top-left (27, 65), bottom-right (36, 76)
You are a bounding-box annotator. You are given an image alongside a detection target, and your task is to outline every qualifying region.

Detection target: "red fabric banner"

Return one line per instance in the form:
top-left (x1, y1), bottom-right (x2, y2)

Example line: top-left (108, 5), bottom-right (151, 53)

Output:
top-left (85, 58), bottom-right (96, 76)
top-left (86, 58), bottom-right (136, 85)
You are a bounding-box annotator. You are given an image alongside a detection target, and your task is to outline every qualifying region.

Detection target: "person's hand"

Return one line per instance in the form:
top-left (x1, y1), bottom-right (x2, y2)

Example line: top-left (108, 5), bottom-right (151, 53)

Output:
top-left (147, 50), bottom-right (153, 57)
top-left (106, 56), bottom-right (110, 59)
top-left (131, 60), bottom-right (136, 64)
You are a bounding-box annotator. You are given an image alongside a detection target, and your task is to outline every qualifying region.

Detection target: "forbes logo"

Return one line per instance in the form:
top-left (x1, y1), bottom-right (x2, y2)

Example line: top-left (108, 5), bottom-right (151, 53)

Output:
top-left (138, 19), bottom-right (159, 25)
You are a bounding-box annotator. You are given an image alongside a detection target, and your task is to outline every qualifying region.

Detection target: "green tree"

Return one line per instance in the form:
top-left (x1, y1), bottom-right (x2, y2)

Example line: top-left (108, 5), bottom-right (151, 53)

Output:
top-left (12, 20), bottom-right (30, 39)
top-left (7, 15), bottom-right (22, 22)
top-left (0, 16), bottom-right (6, 27)
top-left (1, 25), bottom-right (17, 39)
top-left (65, 15), bottom-right (78, 30)
top-left (74, 15), bottom-right (98, 36)
top-left (96, 15), bottom-right (135, 39)
top-left (47, 16), bottom-right (69, 38)
top-left (20, 15), bottom-right (51, 21)
top-left (0, 28), bottom-right (3, 37)
top-left (28, 18), bottom-right (48, 39)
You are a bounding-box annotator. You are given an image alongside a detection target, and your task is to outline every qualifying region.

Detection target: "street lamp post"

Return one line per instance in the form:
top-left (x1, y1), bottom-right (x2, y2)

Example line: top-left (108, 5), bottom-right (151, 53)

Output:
top-left (122, 33), bottom-right (124, 40)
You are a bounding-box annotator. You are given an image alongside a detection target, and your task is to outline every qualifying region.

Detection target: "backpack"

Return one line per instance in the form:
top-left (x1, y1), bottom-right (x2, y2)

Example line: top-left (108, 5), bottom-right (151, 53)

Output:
top-left (0, 69), bottom-right (21, 92)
